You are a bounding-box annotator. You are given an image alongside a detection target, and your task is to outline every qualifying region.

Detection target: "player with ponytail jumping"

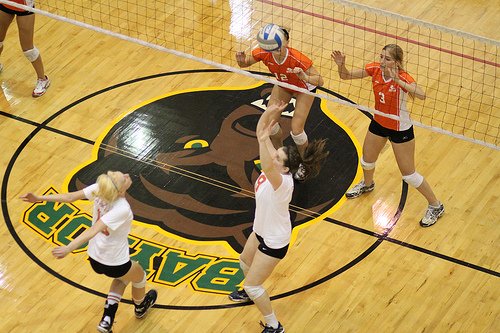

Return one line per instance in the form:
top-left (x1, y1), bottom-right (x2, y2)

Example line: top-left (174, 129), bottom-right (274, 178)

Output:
top-left (228, 101), bottom-right (328, 332)
top-left (236, 24), bottom-right (324, 181)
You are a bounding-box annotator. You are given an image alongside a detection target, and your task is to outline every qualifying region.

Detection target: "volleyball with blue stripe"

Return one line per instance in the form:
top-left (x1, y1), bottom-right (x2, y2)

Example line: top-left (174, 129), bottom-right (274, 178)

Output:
top-left (256, 24), bottom-right (286, 51)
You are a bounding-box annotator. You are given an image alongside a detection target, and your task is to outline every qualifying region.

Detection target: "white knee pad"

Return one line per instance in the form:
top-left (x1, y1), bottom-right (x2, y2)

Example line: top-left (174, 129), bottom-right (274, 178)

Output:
top-left (361, 156), bottom-right (376, 170)
top-left (270, 122), bottom-right (281, 136)
top-left (23, 47), bottom-right (40, 62)
top-left (132, 271), bottom-right (147, 288)
top-left (290, 131), bottom-right (308, 145)
top-left (402, 172), bottom-right (424, 188)
top-left (243, 284), bottom-right (265, 300)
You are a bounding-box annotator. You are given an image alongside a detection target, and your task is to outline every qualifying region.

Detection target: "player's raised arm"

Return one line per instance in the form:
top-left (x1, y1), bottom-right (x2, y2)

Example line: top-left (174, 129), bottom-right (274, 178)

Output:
top-left (331, 50), bottom-right (368, 80)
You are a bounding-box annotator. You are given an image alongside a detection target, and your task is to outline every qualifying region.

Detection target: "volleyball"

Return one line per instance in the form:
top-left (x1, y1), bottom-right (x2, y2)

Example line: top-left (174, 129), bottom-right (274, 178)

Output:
top-left (256, 24), bottom-right (286, 51)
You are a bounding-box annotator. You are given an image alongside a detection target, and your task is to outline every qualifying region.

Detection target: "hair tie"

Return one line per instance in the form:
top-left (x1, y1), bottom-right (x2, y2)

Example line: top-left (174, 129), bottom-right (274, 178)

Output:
top-left (107, 174), bottom-right (119, 191)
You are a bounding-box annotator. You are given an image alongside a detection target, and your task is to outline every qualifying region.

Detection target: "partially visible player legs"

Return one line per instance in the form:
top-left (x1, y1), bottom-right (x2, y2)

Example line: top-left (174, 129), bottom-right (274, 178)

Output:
top-left (291, 130), bottom-right (308, 181)
top-left (267, 85), bottom-right (293, 149)
top-left (16, 14), bottom-right (50, 97)
top-left (127, 261), bottom-right (157, 319)
top-left (290, 92), bottom-right (314, 156)
top-left (244, 249), bottom-right (284, 333)
top-left (292, 94), bottom-right (314, 157)
top-left (346, 130), bottom-right (387, 198)
top-left (97, 261), bottom-right (157, 332)
top-left (391, 139), bottom-right (444, 227)
top-left (228, 258), bottom-right (252, 302)
top-left (229, 233), bottom-right (259, 302)
top-left (0, 42), bottom-right (3, 73)
top-left (290, 92), bottom-right (314, 181)
top-left (0, 11), bottom-right (14, 72)
top-left (97, 279), bottom-right (127, 333)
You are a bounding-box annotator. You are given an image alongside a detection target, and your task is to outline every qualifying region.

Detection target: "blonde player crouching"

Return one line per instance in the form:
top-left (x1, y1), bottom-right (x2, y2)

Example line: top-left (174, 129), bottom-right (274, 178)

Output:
top-left (228, 101), bottom-right (328, 333)
top-left (20, 171), bottom-right (157, 333)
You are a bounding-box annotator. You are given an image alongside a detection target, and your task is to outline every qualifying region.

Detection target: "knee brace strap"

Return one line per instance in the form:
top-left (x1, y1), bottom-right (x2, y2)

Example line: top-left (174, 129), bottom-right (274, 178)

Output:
top-left (290, 131), bottom-right (308, 145)
top-left (402, 172), bottom-right (424, 188)
top-left (23, 47), bottom-right (40, 62)
top-left (132, 271), bottom-right (147, 288)
top-left (361, 157), bottom-right (376, 170)
top-left (270, 122), bottom-right (281, 136)
top-left (244, 285), bottom-right (265, 300)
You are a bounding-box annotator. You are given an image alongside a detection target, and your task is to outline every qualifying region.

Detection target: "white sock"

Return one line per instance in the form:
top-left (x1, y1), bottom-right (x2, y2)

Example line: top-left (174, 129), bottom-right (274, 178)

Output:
top-left (106, 292), bottom-right (122, 305)
top-left (134, 297), bottom-right (145, 306)
top-left (263, 312), bottom-right (279, 329)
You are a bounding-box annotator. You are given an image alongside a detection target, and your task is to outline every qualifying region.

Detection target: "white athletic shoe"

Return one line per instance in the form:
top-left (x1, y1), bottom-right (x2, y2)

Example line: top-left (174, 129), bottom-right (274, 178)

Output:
top-left (420, 203), bottom-right (445, 227)
top-left (32, 75), bottom-right (50, 97)
top-left (345, 180), bottom-right (375, 199)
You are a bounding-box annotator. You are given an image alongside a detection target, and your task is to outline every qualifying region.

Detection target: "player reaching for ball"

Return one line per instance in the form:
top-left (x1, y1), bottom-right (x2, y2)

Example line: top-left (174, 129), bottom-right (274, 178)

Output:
top-left (227, 100), bottom-right (329, 333)
top-left (332, 44), bottom-right (444, 227)
top-left (20, 171), bottom-right (157, 333)
top-left (236, 23), bottom-right (324, 181)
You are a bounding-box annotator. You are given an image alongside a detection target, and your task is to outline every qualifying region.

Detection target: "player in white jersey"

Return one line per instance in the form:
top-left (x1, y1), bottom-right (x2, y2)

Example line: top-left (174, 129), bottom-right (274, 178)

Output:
top-left (20, 171), bottom-right (157, 333)
top-left (228, 101), bottom-right (328, 333)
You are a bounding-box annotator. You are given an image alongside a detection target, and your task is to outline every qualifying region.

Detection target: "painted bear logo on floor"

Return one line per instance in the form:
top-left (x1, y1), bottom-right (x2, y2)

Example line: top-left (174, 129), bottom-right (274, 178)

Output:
top-left (67, 83), bottom-right (358, 252)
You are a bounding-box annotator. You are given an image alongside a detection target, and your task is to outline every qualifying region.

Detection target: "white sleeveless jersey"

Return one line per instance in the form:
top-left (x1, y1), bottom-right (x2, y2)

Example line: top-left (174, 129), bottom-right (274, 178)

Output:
top-left (253, 172), bottom-right (294, 248)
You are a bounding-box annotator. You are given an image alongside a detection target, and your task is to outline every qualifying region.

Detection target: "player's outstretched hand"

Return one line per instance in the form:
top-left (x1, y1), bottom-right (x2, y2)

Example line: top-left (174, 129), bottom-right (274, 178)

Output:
top-left (52, 246), bottom-right (70, 259)
top-left (236, 51), bottom-right (246, 66)
top-left (19, 193), bottom-right (40, 203)
top-left (331, 50), bottom-right (346, 66)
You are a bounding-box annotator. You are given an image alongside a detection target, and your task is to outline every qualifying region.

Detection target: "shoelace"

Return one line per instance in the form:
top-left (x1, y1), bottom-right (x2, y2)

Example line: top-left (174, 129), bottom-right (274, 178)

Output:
top-left (35, 79), bottom-right (47, 90)
top-left (352, 182), bottom-right (365, 191)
